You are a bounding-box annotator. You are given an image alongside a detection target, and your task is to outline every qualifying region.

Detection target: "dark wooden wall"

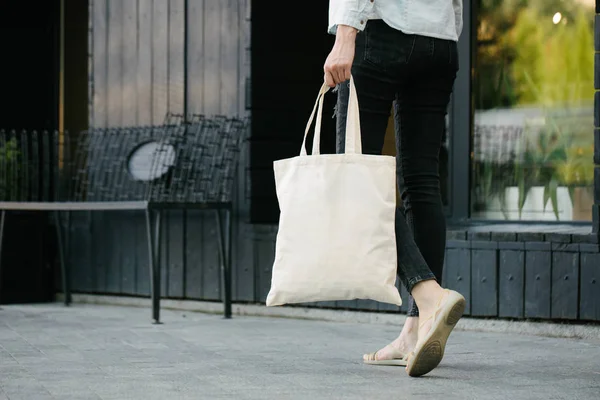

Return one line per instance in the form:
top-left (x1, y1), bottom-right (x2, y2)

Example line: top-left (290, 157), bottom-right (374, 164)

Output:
top-left (68, 0), bottom-right (258, 302)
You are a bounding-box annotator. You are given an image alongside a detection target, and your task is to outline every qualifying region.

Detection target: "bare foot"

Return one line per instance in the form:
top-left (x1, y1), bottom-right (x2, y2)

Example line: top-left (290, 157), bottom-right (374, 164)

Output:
top-left (363, 318), bottom-right (418, 362)
top-left (415, 289), bottom-right (449, 342)
top-left (406, 288), bottom-right (466, 377)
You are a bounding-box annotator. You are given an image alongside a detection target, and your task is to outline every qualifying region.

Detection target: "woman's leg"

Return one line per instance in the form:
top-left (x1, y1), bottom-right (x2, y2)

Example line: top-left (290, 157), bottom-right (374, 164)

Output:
top-left (395, 36), bottom-right (464, 377)
top-left (337, 22), bottom-right (438, 363)
top-left (393, 33), bottom-right (457, 318)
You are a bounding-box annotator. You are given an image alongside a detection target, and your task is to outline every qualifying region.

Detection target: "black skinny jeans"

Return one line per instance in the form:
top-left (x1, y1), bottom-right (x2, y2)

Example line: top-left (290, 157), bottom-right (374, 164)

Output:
top-left (336, 20), bottom-right (458, 317)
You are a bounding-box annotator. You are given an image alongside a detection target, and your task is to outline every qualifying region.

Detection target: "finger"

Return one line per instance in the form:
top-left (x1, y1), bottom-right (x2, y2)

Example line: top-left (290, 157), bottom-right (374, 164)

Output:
top-left (343, 66), bottom-right (352, 82)
top-left (324, 71), bottom-right (335, 88)
top-left (333, 69), bottom-right (344, 85)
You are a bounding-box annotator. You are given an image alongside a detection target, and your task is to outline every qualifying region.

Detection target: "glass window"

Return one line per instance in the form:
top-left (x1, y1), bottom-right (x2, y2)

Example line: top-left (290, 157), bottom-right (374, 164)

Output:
top-left (472, 0), bottom-right (595, 221)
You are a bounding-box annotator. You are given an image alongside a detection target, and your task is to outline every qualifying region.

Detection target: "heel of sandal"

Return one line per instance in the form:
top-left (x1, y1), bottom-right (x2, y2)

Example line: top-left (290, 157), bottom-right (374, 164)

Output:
top-left (446, 296), bottom-right (465, 326)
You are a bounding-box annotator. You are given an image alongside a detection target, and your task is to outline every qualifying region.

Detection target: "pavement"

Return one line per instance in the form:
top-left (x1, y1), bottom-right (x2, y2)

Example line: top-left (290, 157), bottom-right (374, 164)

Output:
top-left (1, 303), bottom-right (600, 400)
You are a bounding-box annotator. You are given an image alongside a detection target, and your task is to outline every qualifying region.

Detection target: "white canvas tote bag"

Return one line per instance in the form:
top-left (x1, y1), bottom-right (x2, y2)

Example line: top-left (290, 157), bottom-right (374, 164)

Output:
top-left (266, 76), bottom-right (402, 307)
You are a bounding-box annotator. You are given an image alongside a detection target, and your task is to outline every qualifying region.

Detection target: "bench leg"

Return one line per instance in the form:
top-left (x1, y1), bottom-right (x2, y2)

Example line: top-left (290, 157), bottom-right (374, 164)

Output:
top-left (54, 211), bottom-right (71, 306)
top-left (0, 210), bottom-right (5, 304)
top-left (146, 209), bottom-right (162, 324)
top-left (215, 209), bottom-right (232, 319)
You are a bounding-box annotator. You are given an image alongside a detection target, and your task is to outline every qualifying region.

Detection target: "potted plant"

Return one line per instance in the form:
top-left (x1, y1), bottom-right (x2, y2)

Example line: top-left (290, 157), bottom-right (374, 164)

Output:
top-left (555, 143), bottom-right (594, 221)
top-left (513, 126), bottom-right (571, 220)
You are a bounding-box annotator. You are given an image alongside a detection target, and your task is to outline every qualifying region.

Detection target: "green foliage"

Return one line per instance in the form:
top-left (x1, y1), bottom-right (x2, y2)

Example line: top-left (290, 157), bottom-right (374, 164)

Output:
top-left (514, 127), bottom-right (570, 219)
top-left (476, 0), bottom-right (594, 110)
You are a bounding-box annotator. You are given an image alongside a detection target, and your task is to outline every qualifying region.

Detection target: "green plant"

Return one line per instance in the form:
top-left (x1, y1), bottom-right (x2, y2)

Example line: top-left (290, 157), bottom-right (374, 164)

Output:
top-left (555, 143), bottom-right (595, 202)
top-left (514, 127), bottom-right (570, 220)
top-left (472, 159), bottom-right (515, 218)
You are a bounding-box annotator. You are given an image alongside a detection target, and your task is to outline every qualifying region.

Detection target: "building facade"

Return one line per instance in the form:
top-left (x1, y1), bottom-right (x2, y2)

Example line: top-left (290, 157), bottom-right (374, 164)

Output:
top-left (4, 0), bottom-right (598, 321)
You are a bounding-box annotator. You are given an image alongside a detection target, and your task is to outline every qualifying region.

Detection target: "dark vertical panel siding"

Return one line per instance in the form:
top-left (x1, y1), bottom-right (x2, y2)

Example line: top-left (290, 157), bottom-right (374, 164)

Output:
top-left (135, 212), bottom-right (151, 296)
top-left (84, 0), bottom-right (250, 302)
top-left (106, 0), bottom-right (123, 127)
top-left (106, 213), bottom-right (122, 293)
top-left (152, 0), bottom-right (169, 125)
top-left (120, 215), bottom-right (137, 294)
top-left (137, 0), bottom-right (153, 125)
top-left (167, 211), bottom-right (185, 298)
top-left (122, 0), bottom-right (138, 126)
top-left (220, 0), bottom-right (240, 115)
top-left (168, 0), bottom-right (185, 116)
top-left (92, 0), bottom-right (108, 128)
top-left (498, 249), bottom-right (525, 318)
top-left (580, 253), bottom-right (600, 321)
top-left (185, 210), bottom-right (204, 299)
top-left (203, 1), bottom-right (221, 114)
top-left (186, 0), bottom-right (205, 113)
top-left (525, 250), bottom-right (552, 319)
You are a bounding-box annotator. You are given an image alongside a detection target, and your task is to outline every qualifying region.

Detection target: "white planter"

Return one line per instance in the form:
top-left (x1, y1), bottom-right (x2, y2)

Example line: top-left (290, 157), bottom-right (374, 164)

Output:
top-left (476, 186), bottom-right (573, 221)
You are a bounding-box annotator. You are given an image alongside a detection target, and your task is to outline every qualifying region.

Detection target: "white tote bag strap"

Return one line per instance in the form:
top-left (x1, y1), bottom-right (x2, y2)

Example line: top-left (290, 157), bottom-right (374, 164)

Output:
top-left (300, 76), bottom-right (362, 156)
top-left (300, 83), bottom-right (329, 156)
top-left (344, 75), bottom-right (362, 154)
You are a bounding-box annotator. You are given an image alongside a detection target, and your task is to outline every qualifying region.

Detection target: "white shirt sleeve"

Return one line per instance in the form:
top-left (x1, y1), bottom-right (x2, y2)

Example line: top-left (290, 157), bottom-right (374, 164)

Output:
top-left (328, 0), bottom-right (369, 35)
top-left (453, 0), bottom-right (463, 39)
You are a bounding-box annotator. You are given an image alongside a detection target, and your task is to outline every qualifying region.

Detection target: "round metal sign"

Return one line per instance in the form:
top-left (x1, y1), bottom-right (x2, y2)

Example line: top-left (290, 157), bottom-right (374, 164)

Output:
top-left (127, 141), bottom-right (176, 181)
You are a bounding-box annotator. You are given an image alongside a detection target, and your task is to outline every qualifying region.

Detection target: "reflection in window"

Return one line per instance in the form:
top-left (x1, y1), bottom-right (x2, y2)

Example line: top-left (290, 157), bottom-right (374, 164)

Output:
top-left (472, 0), bottom-right (595, 221)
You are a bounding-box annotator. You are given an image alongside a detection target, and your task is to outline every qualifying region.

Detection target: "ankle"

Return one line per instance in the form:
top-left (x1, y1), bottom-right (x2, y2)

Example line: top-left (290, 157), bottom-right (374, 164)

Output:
top-left (411, 280), bottom-right (444, 313)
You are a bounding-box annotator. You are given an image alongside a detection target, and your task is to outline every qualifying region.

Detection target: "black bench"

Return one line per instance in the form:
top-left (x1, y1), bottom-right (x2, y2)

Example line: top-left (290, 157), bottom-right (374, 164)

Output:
top-left (0, 114), bottom-right (247, 323)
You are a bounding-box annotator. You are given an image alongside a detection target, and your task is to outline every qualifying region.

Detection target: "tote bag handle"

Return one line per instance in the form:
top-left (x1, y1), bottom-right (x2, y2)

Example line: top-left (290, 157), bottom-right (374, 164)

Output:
top-left (300, 76), bottom-right (362, 156)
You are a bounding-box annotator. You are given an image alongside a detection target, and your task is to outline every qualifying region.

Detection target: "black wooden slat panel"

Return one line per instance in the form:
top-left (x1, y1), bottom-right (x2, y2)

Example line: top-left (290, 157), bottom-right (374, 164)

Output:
top-left (122, 0), bottom-right (137, 126)
top-left (107, 0), bottom-right (123, 127)
top-left (256, 237), bottom-right (275, 302)
top-left (250, 140), bottom-right (300, 167)
top-left (137, 0), bottom-right (153, 125)
top-left (336, 300), bottom-right (359, 310)
top-left (89, 213), bottom-right (106, 292)
top-left (168, 0), bottom-right (185, 115)
top-left (357, 299), bottom-right (380, 311)
top-left (525, 250), bottom-right (551, 319)
top-left (185, 210), bottom-right (204, 299)
top-left (378, 277), bottom-right (401, 312)
top-left (203, 0), bottom-right (222, 114)
top-left (92, 0), bottom-right (108, 127)
top-left (160, 212), bottom-right (168, 297)
top-left (317, 301), bottom-right (338, 309)
top-left (498, 249), bottom-right (525, 318)
top-left (152, 0), bottom-right (168, 125)
top-left (186, 0), bottom-right (205, 113)
top-left (67, 212), bottom-right (92, 293)
top-left (551, 251), bottom-right (580, 320)
top-left (471, 248), bottom-right (498, 316)
top-left (445, 248), bottom-right (471, 315)
top-left (135, 211), bottom-right (150, 296)
top-left (120, 214), bottom-right (137, 294)
top-left (167, 210), bottom-right (185, 298)
top-left (580, 253), bottom-right (600, 321)
top-left (106, 213), bottom-right (121, 293)
top-left (202, 214), bottom-right (221, 300)
top-left (250, 198), bottom-right (281, 224)
top-left (249, 170), bottom-right (276, 196)
top-left (220, 0), bottom-right (240, 115)
top-left (234, 224), bottom-right (255, 302)
top-left (238, 0), bottom-right (250, 115)
top-left (399, 281), bottom-right (409, 314)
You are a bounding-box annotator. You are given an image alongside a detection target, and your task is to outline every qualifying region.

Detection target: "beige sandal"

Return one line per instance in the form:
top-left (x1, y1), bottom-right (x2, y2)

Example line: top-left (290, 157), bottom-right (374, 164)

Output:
top-left (363, 345), bottom-right (409, 366)
top-left (405, 289), bottom-right (466, 377)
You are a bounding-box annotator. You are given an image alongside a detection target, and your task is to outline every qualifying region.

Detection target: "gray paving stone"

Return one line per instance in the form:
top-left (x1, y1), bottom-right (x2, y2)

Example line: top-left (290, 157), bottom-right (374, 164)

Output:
top-left (1, 303), bottom-right (600, 399)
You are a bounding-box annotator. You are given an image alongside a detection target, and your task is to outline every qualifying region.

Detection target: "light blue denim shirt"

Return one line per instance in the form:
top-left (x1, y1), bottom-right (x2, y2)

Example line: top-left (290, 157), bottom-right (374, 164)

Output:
top-left (328, 0), bottom-right (463, 41)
